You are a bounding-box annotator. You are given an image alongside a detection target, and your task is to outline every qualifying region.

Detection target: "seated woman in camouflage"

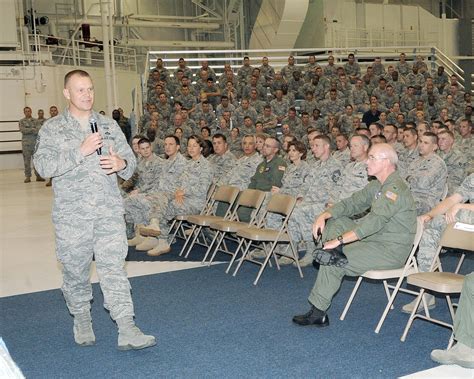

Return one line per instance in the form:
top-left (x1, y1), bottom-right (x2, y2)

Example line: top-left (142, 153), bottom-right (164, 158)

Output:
top-left (140, 135), bottom-right (214, 256)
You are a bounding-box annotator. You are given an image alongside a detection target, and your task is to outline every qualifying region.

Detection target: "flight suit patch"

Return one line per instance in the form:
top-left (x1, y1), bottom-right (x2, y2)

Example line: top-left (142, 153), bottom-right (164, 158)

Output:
top-left (385, 191), bottom-right (398, 201)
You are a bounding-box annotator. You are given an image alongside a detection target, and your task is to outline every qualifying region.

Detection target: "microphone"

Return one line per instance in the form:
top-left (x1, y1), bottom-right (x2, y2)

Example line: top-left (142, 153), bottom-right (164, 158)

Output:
top-left (89, 117), bottom-right (102, 155)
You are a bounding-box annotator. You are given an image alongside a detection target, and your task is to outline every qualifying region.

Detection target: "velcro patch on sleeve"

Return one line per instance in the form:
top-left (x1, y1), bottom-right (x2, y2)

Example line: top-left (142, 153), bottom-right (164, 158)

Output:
top-left (278, 166), bottom-right (286, 171)
top-left (385, 191), bottom-right (398, 201)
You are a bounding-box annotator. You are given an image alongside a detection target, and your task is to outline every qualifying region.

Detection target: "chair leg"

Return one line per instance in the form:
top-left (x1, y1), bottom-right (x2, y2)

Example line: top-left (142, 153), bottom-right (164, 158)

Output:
top-left (169, 219), bottom-right (180, 242)
top-left (340, 277), bottom-right (363, 321)
top-left (226, 237), bottom-right (245, 274)
top-left (202, 230), bottom-right (219, 263)
top-left (454, 253), bottom-right (465, 274)
top-left (401, 289), bottom-right (425, 342)
top-left (382, 281), bottom-right (394, 310)
top-left (184, 226), bottom-right (202, 258)
top-left (253, 241), bottom-right (278, 285)
top-left (208, 232), bottom-right (226, 266)
top-left (178, 225), bottom-right (196, 257)
top-left (375, 277), bottom-right (405, 334)
top-left (271, 243), bottom-right (281, 271)
top-left (289, 240), bottom-right (303, 279)
top-left (232, 240), bottom-right (252, 277)
top-left (447, 332), bottom-right (455, 349)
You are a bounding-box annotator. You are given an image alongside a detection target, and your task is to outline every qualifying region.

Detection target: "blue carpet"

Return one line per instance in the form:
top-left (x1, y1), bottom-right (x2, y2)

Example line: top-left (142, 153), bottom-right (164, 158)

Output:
top-left (1, 246), bottom-right (472, 378)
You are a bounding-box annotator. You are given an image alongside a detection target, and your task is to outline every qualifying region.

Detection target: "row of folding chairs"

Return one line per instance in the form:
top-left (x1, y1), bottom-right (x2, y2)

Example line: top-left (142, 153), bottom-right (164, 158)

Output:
top-left (168, 184), bottom-right (304, 285)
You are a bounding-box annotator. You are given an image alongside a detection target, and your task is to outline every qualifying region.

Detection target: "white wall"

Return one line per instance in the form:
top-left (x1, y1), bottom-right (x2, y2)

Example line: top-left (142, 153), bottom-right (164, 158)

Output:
top-left (294, 0), bottom-right (459, 55)
top-left (0, 65), bottom-right (139, 120)
top-left (250, 0), bottom-right (309, 49)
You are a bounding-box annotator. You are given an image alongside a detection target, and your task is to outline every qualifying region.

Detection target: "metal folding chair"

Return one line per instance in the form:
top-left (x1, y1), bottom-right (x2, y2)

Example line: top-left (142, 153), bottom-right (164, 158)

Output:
top-left (204, 189), bottom-right (267, 267)
top-left (339, 217), bottom-right (425, 333)
top-left (168, 183), bottom-right (217, 243)
top-left (401, 222), bottom-right (473, 347)
top-left (231, 193), bottom-right (303, 285)
top-left (179, 185), bottom-right (240, 258)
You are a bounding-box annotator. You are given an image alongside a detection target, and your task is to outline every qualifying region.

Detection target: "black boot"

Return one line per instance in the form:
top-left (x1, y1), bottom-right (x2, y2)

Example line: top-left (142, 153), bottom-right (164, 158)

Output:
top-left (292, 305), bottom-right (329, 327)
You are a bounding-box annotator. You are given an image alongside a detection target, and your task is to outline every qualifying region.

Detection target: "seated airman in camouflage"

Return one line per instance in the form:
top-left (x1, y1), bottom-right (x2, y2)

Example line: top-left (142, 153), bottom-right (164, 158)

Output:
top-left (139, 135), bottom-right (214, 256)
top-left (343, 53), bottom-right (361, 83)
top-left (332, 134), bottom-right (351, 165)
top-left (398, 127), bottom-right (420, 177)
top-left (208, 134), bottom-right (237, 184)
top-left (270, 89), bottom-right (290, 124)
top-left (437, 130), bottom-right (468, 195)
top-left (402, 173), bottom-right (474, 313)
top-left (257, 105), bottom-right (278, 136)
top-left (126, 136), bottom-right (186, 247)
top-left (286, 135), bottom-right (343, 266)
top-left (265, 141), bottom-right (310, 264)
top-left (404, 132), bottom-right (448, 215)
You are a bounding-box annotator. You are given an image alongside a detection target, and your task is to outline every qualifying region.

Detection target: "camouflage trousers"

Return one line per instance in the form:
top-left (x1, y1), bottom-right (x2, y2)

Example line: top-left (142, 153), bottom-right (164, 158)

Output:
top-left (454, 273), bottom-right (474, 348)
top-left (152, 197), bottom-right (203, 242)
top-left (22, 140), bottom-right (37, 178)
top-left (124, 192), bottom-right (169, 226)
top-left (287, 201), bottom-right (326, 251)
top-left (417, 209), bottom-right (474, 272)
top-left (54, 213), bottom-right (134, 320)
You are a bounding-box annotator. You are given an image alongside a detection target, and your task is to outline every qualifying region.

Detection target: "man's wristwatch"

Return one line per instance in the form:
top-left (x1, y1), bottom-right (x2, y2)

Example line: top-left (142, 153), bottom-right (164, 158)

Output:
top-left (122, 159), bottom-right (128, 170)
top-left (337, 235), bottom-right (344, 245)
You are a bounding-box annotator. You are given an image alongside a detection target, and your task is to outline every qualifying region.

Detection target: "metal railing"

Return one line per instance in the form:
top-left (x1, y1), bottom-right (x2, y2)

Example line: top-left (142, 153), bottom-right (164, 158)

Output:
top-left (146, 46), bottom-right (437, 73)
top-left (25, 33), bottom-right (138, 72)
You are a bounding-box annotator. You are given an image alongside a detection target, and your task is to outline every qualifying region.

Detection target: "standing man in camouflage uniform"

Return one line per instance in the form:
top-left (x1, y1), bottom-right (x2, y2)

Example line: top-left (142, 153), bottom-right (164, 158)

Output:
top-left (33, 69), bottom-right (155, 350)
top-left (19, 106), bottom-right (42, 183)
top-left (292, 143), bottom-right (416, 327)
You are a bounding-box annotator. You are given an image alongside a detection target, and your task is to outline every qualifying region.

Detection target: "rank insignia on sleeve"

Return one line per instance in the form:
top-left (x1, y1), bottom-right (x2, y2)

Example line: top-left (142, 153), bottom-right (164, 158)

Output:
top-left (385, 191), bottom-right (398, 201)
top-left (278, 166), bottom-right (286, 171)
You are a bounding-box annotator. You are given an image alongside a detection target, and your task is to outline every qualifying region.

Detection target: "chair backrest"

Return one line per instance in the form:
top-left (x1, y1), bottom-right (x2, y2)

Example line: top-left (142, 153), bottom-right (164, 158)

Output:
top-left (265, 193), bottom-right (296, 216)
top-left (236, 189), bottom-right (266, 209)
top-left (440, 222), bottom-right (474, 251)
top-left (401, 217), bottom-right (425, 273)
top-left (213, 185), bottom-right (240, 204)
top-left (413, 217), bottom-right (425, 250)
top-left (200, 183), bottom-right (218, 215)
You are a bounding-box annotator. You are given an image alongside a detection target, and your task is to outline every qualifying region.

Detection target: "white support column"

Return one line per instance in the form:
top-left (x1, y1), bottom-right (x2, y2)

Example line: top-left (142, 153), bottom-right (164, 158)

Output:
top-left (109, 0), bottom-right (118, 108)
top-left (100, 0), bottom-right (113, 115)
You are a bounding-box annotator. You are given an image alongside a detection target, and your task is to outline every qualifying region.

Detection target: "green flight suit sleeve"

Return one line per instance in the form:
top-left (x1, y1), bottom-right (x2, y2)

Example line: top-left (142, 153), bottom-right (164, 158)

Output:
top-left (352, 182), bottom-right (408, 240)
